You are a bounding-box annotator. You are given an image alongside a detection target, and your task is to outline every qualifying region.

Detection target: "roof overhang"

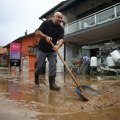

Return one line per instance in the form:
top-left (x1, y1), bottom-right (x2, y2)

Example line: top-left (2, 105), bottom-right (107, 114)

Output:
top-left (39, 1), bottom-right (67, 19)
top-left (39, 0), bottom-right (83, 19)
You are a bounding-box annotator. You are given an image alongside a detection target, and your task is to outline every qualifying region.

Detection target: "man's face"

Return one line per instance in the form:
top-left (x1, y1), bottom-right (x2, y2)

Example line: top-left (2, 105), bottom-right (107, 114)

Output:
top-left (54, 13), bottom-right (63, 25)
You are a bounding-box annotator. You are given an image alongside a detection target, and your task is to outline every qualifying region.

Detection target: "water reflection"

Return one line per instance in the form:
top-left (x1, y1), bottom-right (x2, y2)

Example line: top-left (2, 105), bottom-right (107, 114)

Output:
top-left (8, 81), bottom-right (21, 100)
top-left (0, 68), bottom-right (120, 120)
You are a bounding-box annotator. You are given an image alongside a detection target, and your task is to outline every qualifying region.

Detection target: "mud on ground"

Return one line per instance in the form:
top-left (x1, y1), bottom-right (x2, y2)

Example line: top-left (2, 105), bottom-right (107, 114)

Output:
top-left (0, 72), bottom-right (120, 120)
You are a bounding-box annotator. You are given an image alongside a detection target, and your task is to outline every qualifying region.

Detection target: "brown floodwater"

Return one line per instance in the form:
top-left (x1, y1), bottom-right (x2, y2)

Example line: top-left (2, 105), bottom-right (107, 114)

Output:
top-left (0, 68), bottom-right (120, 120)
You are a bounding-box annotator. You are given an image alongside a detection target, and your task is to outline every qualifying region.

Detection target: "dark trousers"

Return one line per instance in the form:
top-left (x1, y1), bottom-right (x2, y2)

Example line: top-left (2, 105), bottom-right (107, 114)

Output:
top-left (80, 62), bottom-right (90, 75)
top-left (35, 50), bottom-right (57, 77)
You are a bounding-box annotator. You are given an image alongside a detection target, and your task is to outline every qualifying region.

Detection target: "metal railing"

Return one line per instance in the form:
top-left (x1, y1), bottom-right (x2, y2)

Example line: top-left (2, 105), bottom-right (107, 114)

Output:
top-left (64, 3), bottom-right (120, 35)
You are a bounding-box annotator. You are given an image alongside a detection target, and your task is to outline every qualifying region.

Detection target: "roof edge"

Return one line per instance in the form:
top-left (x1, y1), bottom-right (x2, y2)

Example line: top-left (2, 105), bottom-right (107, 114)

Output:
top-left (39, 1), bottom-right (66, 19)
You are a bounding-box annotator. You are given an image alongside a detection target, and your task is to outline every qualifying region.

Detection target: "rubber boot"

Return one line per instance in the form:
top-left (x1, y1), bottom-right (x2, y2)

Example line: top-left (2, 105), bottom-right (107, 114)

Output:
top-left (34, 74), bottom-right (41, 91)
top-left (49, 76), bottom-right (60, 91)
top-left (35, 74), bottom-right (39, 85)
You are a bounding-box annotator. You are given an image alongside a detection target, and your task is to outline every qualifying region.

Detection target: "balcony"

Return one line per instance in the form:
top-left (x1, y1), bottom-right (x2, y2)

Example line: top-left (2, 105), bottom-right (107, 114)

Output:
top-left (64, 3), bottom-right (120, 44)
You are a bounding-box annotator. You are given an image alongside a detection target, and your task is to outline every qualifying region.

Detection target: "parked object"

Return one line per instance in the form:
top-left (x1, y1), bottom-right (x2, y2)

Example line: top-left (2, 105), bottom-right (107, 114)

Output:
top-left (50, 41), bottom-right (99, 101)
top-left (90, 57), bottom-right (98, 79)
top-left (71, 59), bottom-right (80, 74)
top-left (106, 56), bottom-right (115, 67)
top-left (110, 50), bottom-right (120, 62)
top-left (90, 57), bottom-right (98, 67)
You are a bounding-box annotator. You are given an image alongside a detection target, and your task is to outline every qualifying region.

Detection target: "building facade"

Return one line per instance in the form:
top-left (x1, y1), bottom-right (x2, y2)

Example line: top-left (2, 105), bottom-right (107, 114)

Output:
top-left (4, 0), bottom-right (120, 73)
top-left (39, 0), bottom-right (120, 71)
top-left (0, 47), bottom-right (8, 67)
top-left (4, 33), bottom-right (39, 71)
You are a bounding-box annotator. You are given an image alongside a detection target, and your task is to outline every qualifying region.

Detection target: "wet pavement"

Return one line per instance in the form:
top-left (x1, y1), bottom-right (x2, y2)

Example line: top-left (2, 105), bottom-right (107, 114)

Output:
top-left (0, 67), bottom-right (120, 120)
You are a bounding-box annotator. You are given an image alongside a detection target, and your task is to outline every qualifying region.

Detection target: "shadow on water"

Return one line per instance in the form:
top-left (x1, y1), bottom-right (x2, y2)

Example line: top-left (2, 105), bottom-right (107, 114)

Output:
top-left (0, 67), bottom-right (120, 120)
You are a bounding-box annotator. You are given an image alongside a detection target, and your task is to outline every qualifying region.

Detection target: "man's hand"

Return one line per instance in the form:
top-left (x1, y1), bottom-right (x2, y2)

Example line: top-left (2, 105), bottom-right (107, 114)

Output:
top-left (46, 37), bottom-right (52, 43)
top-left (46, 37), bottom-right (59, 51)
top-left (52, 44), bottom-right (60, 51)
top-left (35, 31), bottom-right (52, 44)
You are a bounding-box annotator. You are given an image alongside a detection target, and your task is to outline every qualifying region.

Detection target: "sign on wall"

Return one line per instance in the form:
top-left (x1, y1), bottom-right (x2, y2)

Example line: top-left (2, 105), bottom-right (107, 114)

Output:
top-left (10, 43), bottom-right (21, 66)
top-left (10, 43), bottom-right (21, 60)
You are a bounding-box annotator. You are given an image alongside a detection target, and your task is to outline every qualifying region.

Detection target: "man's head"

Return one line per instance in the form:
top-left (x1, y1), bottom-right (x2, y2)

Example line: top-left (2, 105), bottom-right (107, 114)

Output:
top-left (52, 12), bottom-right (63, 25)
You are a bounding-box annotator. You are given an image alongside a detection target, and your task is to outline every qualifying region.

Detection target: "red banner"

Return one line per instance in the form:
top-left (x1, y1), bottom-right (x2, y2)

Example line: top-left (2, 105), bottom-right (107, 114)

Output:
top-left (10, 43), bottom-right (21, 52)
top-left (10, 43), bottom-right (21, 59)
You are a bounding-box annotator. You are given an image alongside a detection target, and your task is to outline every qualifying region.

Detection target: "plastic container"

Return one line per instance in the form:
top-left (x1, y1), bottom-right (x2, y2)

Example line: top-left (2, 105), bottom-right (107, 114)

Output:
top-left (110, 50), bottom-right (120, 62)
top-left (106, 56), bottom-right (115, 67)
top-left (90, 57), bottom-right (97, 67)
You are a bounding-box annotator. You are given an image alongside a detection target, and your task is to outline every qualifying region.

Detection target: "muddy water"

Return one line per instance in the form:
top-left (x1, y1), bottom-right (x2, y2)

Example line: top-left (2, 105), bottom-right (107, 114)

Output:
top-left (0, 68), bottom-right (120, 120)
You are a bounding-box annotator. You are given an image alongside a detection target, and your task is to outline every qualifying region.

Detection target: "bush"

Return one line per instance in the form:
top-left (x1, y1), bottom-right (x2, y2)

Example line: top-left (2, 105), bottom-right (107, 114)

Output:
top-left (0, 62), bottom-right (7, 67)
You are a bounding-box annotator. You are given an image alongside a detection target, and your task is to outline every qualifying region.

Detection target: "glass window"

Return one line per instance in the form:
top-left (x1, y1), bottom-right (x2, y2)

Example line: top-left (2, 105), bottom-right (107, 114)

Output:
top-left (96, 7), bottom-right (114, 24)
top-left (28, 46), bottom-right (35, 53)
top-left (116, 4), bottom-right (120, 17)
top-left (81, 15), bottom-right (95, 29)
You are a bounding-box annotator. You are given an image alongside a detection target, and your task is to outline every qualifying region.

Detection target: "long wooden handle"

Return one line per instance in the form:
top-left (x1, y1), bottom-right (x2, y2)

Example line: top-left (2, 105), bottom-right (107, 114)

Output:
top-left (50, 41), bottom-right (83, 92)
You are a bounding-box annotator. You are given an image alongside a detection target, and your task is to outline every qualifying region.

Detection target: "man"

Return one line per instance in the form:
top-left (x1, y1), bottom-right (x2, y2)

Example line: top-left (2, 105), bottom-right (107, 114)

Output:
top-left (35, 12), bottom-right (64, 91)
top-left (82, 55), bottom-right (90, 64)
top-left (80, 55), bottom-right (90, 75)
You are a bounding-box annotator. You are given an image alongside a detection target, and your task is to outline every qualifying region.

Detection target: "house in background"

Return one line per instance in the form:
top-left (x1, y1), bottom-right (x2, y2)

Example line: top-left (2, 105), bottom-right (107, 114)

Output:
top-left (39, 0), bottom-right (120, 70)
top-left (4, 32), bottom-right (39, 71)
top-left (3, 0), bottom-right (120, 73)
top-left (0, 47), bottom-right (8, 67)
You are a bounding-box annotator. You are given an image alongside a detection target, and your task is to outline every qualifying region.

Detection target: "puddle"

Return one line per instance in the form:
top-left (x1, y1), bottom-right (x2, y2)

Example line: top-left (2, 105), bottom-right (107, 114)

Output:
top-left (0, 68), bottom-right (120, 120)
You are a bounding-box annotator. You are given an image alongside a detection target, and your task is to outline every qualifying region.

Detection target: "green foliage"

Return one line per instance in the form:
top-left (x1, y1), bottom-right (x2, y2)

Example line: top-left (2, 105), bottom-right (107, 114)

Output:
top-left (0, 62), bottom-right (7, 67)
